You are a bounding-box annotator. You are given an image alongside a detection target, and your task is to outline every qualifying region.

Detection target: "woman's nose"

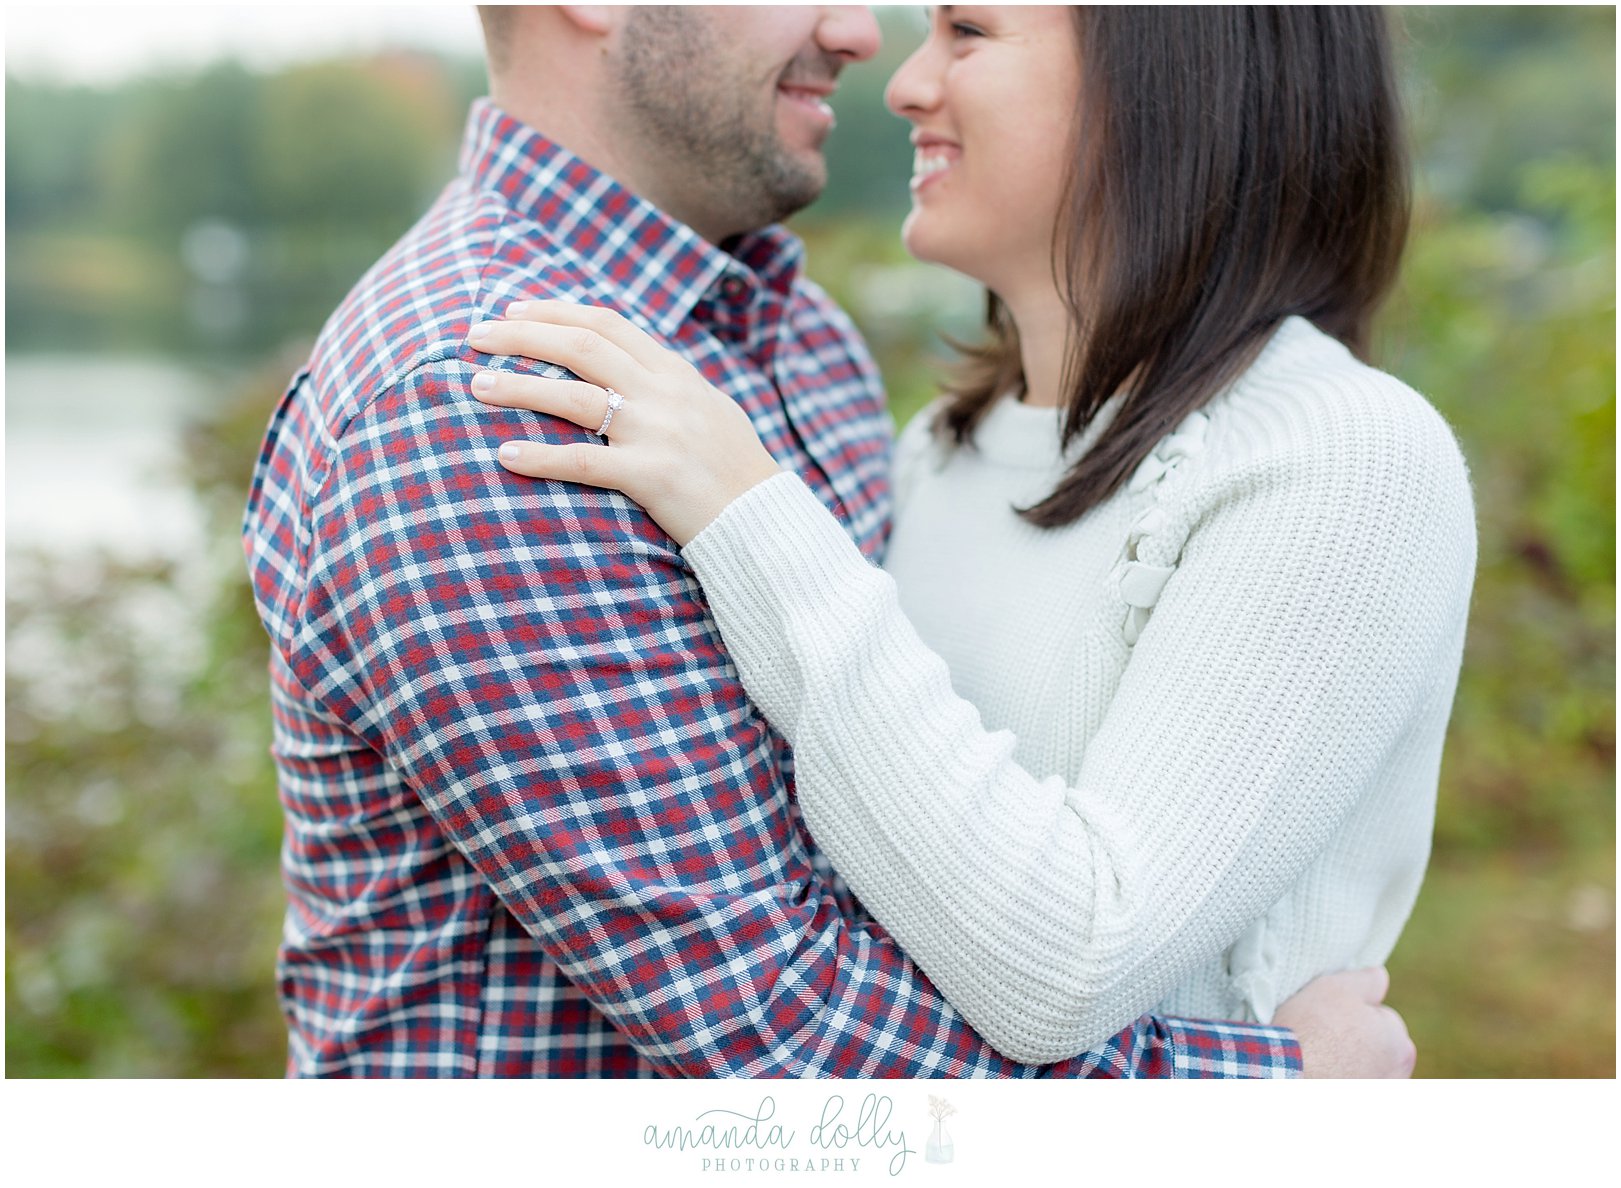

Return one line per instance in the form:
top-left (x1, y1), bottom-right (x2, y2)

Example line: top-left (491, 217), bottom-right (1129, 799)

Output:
top-left (885, 41), bottom-right (941, 121)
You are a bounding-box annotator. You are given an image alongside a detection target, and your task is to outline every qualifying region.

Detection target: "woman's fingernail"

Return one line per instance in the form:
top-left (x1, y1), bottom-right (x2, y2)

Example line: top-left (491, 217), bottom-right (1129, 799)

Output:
top-left (468, 321), bottom-right (496, 342)
top-left (506, 301), bottom-right (531, 317)
top-left (472, 371), bottom-right (497, 394)
top-left (499, 442), bottom-right (524, 462)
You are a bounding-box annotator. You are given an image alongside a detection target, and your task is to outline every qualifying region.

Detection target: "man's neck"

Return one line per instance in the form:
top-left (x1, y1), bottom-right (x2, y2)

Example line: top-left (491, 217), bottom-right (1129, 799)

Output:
top-left (487, 84), bottom-right (734, 245)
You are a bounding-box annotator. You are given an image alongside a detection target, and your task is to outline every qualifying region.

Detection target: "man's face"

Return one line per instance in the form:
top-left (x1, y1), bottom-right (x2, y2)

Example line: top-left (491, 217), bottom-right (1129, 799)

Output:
top-left (614, 6), bottom-right (881, 239)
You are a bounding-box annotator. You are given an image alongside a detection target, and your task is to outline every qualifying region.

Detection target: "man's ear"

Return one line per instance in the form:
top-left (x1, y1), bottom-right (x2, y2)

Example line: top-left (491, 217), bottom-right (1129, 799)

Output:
top-left (558, 6), bottom-right (616, 36)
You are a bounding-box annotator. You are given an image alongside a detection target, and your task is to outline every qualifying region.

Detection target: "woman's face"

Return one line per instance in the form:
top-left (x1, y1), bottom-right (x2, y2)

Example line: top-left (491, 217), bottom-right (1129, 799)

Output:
top-left (885, 6), bottom-right (1082, 298)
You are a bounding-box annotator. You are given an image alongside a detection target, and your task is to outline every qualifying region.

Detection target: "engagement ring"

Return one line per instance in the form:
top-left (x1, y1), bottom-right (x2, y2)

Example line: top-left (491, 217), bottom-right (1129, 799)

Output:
top-left (595, 387), bottom-right (625, 437)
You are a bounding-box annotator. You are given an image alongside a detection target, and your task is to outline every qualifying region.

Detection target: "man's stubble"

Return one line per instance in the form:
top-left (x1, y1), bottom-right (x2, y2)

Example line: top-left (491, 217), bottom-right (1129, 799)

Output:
top-left (616, 7), bottom-right (835, 238)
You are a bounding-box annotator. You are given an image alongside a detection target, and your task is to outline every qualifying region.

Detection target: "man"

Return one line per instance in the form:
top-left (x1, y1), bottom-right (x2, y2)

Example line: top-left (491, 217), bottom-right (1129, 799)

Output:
top-left (243, 5), bottom-right (1414, 1077)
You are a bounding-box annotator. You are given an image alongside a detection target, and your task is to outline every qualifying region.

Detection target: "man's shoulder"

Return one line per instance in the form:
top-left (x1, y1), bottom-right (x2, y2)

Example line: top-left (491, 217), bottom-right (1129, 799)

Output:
top-left (301, 181), bottom-right (610, 445)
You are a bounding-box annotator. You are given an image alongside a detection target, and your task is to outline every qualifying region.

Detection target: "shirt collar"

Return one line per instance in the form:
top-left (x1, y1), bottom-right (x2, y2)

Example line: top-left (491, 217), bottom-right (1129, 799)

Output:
top-left (458, 98), bottom-right (804, 341)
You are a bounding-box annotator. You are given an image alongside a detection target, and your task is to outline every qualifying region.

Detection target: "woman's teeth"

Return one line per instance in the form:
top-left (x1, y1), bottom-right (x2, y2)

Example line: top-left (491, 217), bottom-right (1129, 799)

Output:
top-left (912, 152), bottom-right (954, 187)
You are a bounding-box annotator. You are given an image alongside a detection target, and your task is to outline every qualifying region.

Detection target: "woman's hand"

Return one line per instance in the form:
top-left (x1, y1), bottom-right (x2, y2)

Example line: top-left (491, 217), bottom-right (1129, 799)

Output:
top-left (467, 301), bottom-right (782, 545)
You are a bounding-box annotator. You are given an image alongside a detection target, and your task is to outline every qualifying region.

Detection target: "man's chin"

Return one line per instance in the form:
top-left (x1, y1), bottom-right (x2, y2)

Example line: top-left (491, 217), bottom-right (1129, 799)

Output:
top-left (760, 152), bottom-right (827, 221)
top-left (773, 130), bottom-right (830, 177)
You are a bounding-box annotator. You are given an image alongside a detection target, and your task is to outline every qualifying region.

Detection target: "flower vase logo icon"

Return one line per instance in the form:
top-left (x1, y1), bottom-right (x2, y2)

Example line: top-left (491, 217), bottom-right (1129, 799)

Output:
top-left (925, 1095), bottom-right (956, 1164)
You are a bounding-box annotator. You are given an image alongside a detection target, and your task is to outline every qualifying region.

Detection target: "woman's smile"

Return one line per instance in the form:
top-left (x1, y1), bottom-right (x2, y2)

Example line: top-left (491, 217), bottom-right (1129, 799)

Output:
top-left (885, 6), bottom-right (1081, 303)
top-left (909, 133), bottom-right (961, 193)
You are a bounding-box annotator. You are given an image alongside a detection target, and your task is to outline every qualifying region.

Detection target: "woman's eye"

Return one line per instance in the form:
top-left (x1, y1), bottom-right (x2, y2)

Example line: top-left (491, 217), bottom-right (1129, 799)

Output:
top-left (950, 22), bottom-right (985, 38)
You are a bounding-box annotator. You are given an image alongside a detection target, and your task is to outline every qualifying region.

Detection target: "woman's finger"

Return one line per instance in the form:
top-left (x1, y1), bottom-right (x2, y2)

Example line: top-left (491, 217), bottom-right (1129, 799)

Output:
top-left (501, 300), bottom-right (680, 375)
top-left (495, 439), bottom-right (632, 494)
top-left (472, 372), bottom-right (619, 436)
top-left (467, 318), bottom-right (646, 395)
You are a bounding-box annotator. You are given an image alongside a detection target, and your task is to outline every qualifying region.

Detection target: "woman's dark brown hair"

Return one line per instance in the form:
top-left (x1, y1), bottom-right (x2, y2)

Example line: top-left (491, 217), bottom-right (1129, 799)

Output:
top-left (939, 6), bottom-right (1410, 528)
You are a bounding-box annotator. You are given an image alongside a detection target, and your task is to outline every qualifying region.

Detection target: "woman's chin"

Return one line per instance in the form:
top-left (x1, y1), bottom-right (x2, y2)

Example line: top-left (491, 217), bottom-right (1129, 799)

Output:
top-left (900, 215), bottom-right (960, 273)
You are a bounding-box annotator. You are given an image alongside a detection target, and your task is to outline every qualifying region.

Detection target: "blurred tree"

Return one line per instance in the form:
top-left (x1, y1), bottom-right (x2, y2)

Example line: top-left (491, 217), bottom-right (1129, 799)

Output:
top-left (7, 54), bottom-right (471, 356)
top-left (3, 77), bottom-right (112, 230)
top-left (103, 65), bottom-right (264, 233)
top-left (1403, 6), bottom-right (1616, 211)
top-left (1387, 155), bottom-right (1615, 859)
top-left (255, 55), bottom-right (457, 230)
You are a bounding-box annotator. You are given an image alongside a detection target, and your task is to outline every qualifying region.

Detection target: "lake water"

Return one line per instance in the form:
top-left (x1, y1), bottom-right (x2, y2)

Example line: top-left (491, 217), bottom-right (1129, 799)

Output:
top-left (6, 354), bottom-right (219, 560)
top-left (6, 354), bottom-right (245, 696)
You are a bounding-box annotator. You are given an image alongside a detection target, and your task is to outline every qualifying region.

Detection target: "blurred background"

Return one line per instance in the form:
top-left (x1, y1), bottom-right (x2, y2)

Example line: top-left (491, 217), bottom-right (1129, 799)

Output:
top-left (5, 6), bottom-right (1614, 1077)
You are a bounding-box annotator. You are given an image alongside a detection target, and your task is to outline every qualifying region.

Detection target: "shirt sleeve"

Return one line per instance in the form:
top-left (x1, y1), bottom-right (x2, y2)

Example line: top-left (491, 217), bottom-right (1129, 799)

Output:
top-left (285, 357), bottom-right (1301, 1078)
top-left (681, 400), bottom-right (1475, 1065)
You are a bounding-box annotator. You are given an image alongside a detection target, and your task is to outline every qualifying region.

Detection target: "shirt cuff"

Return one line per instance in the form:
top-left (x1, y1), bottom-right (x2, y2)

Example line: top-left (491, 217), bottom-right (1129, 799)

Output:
top-left (1166, 1018), bottom-right (1304, 1079)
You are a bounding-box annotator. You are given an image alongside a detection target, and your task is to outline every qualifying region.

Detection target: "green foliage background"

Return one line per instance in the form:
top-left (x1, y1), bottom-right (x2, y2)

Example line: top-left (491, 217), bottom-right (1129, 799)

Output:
top-left (6, 7), bottom-right (1614, 1077)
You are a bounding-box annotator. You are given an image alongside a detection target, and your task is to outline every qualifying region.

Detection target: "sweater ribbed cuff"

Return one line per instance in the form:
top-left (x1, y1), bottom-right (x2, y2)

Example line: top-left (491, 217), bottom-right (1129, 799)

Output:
top-left (686, 471), bottom-right (874, 590)
top-left (683, 472), bottom-right (883, 742)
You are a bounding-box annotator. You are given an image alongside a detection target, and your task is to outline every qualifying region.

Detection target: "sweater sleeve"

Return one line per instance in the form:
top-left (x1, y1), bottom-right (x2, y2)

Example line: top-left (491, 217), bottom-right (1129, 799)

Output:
top-left (682, 399), bottom-right (1476, 1065)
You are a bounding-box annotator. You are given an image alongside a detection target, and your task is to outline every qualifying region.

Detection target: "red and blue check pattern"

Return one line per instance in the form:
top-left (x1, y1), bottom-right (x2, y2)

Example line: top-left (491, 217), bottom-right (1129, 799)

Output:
top-left (242, 99), bottom-right (1302, 1078)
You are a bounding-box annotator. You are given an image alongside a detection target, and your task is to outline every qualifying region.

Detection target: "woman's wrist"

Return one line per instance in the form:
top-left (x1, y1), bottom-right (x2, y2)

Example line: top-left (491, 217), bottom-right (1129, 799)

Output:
top-left (683, 445), bottom-right (784, 547)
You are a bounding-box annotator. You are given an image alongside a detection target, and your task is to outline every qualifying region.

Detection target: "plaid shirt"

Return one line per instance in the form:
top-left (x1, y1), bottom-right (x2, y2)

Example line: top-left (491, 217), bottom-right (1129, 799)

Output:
top-left (243, 99), bottom-right (1302, 1078)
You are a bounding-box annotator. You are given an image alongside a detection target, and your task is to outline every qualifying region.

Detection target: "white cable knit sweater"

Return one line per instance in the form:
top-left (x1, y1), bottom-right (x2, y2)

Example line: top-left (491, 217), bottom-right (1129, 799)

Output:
top-left (682, 316), bottom-right (1476, 1065)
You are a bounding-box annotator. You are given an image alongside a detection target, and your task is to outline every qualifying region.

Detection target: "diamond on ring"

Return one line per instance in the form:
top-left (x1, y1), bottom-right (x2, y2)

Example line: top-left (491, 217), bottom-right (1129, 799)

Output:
top-left (595, 387), bottom-right (625, 437)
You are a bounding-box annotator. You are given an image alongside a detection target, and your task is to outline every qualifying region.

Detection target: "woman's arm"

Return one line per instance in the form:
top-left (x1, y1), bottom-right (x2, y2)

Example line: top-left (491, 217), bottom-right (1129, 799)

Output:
top-left (467, 302), bottom-right (1475, 1064)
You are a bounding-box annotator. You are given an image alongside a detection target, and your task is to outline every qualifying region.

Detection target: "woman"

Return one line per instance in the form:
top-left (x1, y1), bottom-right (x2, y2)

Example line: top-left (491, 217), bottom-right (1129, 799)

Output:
top-left (463, 6), bottom-right (1476, 1064)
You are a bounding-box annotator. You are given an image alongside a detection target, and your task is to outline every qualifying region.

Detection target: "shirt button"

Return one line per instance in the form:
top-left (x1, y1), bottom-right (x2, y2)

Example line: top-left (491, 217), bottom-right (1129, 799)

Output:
top-left (719, 276), bottom-right (748, 302)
